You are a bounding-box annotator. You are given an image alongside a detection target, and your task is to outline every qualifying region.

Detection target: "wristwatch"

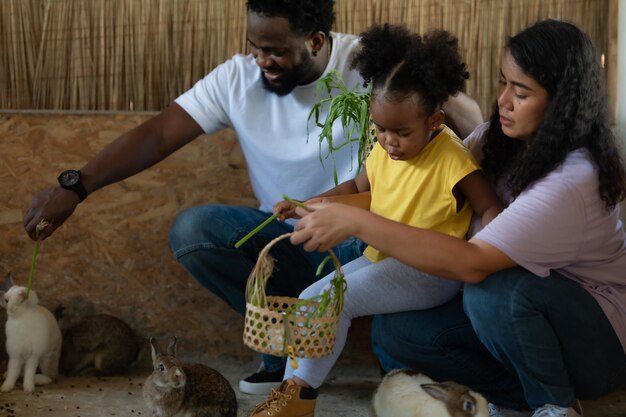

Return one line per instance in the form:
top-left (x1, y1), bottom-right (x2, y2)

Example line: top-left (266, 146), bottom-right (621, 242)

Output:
top-left (58, 169), bottom-right (88, 202)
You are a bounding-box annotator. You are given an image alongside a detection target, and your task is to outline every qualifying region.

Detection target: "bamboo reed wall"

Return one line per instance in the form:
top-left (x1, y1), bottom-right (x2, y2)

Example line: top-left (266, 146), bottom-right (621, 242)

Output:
top-left (0, 0), bottom-right (611, 115)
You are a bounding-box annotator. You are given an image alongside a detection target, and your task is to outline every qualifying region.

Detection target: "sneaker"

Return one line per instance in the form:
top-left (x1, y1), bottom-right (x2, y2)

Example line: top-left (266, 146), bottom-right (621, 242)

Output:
top-left (489, 403), bottom-right (533, 417)
top-left (532, 400), bottom-right (583, 417)
top-left (248, 379), bottom-right (317, 417)
top-left (239, 364), bottom-right (286, 395)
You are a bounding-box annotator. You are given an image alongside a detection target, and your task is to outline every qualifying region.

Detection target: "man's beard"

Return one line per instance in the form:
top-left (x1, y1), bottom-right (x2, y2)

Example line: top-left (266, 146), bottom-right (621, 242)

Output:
top-left (261, 53), bottom-right (316, 96)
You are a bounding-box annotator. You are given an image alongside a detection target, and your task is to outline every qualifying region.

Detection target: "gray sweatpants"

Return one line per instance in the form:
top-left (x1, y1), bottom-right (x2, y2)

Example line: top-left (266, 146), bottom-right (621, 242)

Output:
top-left (283, 255), bottom-right (462, 388)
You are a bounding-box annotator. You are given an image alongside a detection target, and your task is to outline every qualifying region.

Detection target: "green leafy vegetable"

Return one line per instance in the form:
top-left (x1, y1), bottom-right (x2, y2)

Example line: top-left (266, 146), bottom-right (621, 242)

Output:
top-left (307, 70), bottom-right (373, 185)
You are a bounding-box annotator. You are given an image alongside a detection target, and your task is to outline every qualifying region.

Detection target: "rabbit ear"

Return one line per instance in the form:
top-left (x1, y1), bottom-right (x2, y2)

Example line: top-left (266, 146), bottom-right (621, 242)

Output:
top-left (150, 337), bottom-right (159, 361)
top-left (4, 273), bottom-right (13, 290)
top-left (167, 336), bottom-right (178, 356)
top-left (421, 383), bottom-right (451, 404)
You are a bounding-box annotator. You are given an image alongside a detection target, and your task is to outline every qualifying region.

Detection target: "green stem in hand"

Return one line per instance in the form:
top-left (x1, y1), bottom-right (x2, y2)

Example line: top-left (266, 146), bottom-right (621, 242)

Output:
top-left (234, 212), bottom-right (279, 248)
top-left (234, 195), bottom-right (312, 249)
top-left (281, 194), bottom-right (312, 213)
top-left (26, 220), bottom-right (49, 299)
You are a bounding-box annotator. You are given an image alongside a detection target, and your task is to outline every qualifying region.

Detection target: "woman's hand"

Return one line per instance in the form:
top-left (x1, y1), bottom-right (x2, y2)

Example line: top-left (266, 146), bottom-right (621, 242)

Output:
top-left (23, 186), bottom-right (79, 241)
top-left (291, 203), bottom-right (362, 252)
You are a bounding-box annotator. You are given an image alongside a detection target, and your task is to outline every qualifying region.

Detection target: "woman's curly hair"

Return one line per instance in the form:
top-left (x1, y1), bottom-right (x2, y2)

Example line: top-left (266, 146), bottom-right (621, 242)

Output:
top-left (481, 19), bottom-right (626, 208)
top-left (350, 24), bottom-right (469, 114)
top-left (247, 0), bottom-right (334, 37)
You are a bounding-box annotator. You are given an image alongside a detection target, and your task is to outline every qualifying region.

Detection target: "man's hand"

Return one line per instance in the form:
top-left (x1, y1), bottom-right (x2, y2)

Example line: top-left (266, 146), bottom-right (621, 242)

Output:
top-left (23, 186), bottom-right (79, 241)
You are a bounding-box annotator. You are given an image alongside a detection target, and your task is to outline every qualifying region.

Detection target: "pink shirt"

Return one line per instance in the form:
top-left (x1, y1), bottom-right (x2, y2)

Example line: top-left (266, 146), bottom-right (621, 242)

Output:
top-left (466, 123), bottom-right (626, 353)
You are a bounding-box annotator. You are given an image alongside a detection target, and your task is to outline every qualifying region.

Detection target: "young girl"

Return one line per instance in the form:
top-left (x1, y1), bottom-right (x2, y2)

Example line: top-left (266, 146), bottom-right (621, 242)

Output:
top-left (292, 20), bottom-right (626, 417)
top-left (249, 25), bottom-right (502, 417)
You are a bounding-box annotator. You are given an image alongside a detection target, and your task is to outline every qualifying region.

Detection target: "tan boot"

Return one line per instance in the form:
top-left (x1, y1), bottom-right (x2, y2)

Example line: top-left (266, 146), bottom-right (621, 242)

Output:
top-left (248, 379), bottom-right (317, 417)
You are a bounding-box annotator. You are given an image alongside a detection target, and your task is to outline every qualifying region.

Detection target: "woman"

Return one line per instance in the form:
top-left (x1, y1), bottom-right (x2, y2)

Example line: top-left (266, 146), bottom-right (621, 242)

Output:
top-left (290, 19), bottom-right (626, 417)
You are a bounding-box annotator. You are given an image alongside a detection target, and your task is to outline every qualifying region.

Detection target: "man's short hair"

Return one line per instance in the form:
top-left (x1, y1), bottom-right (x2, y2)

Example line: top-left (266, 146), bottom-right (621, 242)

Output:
top-left (247, 0), bottom-right (335, 36)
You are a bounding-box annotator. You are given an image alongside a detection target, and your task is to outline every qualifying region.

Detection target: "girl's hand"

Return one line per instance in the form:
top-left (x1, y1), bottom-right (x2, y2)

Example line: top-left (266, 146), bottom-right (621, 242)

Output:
top-left (291, 203), bottom-right (361, 252)
top-left (273, 200), bottom-right (298, 220)
top-left (301, 196), bottom-right (329, 207)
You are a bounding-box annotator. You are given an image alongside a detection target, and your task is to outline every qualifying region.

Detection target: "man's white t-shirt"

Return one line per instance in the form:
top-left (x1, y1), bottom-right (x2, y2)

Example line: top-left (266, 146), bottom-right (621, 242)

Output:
top-left (175, 32), bottom-right (363, 213)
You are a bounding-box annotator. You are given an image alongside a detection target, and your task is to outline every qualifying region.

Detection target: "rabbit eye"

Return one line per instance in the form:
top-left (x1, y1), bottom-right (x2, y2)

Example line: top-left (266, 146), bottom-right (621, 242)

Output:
top-left (463, 400), bottom-right (475, 413)
top-left (158, 364), bottom-right (165, 371)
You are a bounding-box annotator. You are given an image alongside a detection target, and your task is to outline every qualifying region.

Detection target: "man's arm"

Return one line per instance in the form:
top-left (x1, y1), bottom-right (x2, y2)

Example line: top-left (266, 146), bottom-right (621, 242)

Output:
top-left (79, 103), bottom-right (203, 193)
top-left (24, 103), bottom-right (204, 240)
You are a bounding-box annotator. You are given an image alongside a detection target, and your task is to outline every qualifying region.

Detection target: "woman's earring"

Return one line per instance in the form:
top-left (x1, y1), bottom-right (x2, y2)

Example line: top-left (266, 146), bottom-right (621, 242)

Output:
top-left (312, 50), bottom-right (318, 57)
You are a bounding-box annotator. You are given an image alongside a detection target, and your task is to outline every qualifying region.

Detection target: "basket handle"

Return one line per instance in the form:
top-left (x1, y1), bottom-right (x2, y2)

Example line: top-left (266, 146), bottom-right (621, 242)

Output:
top-left (244, 233), bottom-right (344, 308)
top-left (245, 233), bottom-right (292, 308)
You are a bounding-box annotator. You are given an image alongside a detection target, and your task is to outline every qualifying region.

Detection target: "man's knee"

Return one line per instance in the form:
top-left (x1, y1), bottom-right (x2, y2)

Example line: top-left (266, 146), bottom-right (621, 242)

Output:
top-left (169, 206), bottom-right (204, 253)
top-left (168, 205), bottom-right (237, 254)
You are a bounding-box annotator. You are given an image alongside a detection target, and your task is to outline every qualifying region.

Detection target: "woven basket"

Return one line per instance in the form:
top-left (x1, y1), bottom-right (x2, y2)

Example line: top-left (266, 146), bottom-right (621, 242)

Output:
top-left (243, 233), bottom-right (344, 359)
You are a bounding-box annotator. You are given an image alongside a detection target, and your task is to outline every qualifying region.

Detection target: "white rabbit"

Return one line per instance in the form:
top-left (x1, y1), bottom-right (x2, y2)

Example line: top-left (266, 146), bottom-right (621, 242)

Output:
top-left (372, 369), bottom-right (489, 417)
top-left (0, 285), bottom-right (62, 393)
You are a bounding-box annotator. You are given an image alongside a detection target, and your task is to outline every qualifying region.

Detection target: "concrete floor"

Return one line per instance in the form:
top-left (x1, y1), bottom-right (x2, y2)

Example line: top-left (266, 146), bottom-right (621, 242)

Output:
top-left (0, 360), bottom-right (379, 417)
top-left (0, 359), bottom-right (625, 417)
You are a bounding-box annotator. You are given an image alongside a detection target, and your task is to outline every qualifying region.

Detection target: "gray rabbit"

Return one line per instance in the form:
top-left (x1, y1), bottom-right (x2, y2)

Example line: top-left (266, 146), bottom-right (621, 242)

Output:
top-left (143, 336), bottom-right (237, 417)
top-left (59, 312), bottom-right (140, 376)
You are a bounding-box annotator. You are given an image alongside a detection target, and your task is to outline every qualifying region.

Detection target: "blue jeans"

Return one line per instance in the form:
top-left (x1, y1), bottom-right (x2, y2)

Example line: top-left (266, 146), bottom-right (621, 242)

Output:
top-left (372, 267), bottom-right (626, 410)
top-left (169, 205), bottom-right (364, 372)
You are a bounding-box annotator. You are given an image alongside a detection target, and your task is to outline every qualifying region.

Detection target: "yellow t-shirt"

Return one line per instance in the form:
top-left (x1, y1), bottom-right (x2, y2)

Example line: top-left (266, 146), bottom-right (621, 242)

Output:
top-left (363, 126), bottom-right (480, 262)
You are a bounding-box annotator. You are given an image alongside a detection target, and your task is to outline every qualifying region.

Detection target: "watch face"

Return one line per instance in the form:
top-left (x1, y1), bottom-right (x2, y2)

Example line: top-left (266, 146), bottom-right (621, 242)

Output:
top-left (60, 170), bottom-right (80, 187)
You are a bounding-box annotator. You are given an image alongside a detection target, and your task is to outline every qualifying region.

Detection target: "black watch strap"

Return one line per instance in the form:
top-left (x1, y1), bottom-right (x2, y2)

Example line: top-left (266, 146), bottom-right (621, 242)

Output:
top-left (71, 181), bottom-right (88, 202)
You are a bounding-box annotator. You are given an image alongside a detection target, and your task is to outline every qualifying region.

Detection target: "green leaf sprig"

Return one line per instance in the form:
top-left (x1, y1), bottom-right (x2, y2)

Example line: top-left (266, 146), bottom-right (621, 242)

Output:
top-left (307, 69), bottom-right (372, 185)
top-left (285, 252), bottom-right (345, 321)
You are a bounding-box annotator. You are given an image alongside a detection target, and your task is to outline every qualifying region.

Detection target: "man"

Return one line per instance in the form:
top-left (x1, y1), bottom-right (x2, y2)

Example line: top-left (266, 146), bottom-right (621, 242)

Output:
top-left (24, 0), bottom-right (483, 397)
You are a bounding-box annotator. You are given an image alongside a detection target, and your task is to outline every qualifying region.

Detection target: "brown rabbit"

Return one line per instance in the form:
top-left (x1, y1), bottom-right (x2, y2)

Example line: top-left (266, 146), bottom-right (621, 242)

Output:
top-left (59, 313), bottom-right (140, 376)
top-left (371, 369), bottom-right (489, 417)
top-left (142, 336), bottom-right (237, 417)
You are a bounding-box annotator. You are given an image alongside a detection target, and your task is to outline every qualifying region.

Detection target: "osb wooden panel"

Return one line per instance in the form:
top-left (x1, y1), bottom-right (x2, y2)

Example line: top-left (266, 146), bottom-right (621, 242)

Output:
top-left (0, 113), bottom-right (375, 367)
top-left (0, 112), bottom-right (257, 364)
